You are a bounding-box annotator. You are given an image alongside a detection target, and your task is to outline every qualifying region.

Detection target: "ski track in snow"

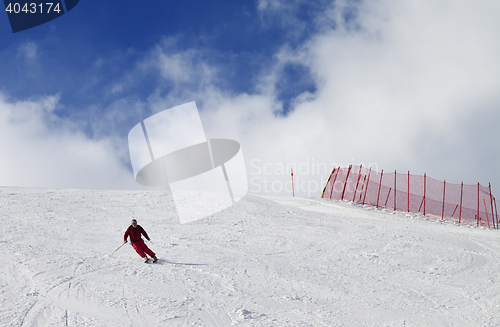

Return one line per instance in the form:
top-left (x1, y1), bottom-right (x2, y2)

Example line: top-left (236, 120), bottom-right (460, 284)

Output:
top-left (1, 187), bottom-right (500, 326)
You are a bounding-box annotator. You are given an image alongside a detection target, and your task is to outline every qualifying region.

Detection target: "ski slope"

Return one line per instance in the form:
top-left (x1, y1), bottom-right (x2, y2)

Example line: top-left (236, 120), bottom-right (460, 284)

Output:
top-left (1, 187), bottom-right (500, 326)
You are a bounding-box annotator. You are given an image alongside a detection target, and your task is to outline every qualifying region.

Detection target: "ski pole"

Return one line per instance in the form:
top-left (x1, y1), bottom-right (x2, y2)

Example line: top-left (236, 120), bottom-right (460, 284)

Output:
top-left (109, 242), bottom-right (126, 257)
top-left (148, 240), bottom-right (155, 246)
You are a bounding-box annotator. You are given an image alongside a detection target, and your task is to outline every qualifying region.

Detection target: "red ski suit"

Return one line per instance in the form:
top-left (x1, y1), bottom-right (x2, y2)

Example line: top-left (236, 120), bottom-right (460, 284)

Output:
top-left (124, 225), bottom-right (155, 258)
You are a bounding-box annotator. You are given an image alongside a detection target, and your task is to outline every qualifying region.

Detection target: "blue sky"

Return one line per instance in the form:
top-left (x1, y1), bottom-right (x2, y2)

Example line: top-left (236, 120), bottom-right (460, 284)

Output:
top-left (0, 0), bottom-right (323, 189)
top-left (0, 0), bottom-right (319, 114)
top-left (1, 0), bottom-right (500, 197)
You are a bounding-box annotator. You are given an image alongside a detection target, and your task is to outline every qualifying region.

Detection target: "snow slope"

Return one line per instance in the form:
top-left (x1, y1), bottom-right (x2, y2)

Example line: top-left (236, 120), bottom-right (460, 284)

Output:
top-left (1, 187), bottom-right (500, 326)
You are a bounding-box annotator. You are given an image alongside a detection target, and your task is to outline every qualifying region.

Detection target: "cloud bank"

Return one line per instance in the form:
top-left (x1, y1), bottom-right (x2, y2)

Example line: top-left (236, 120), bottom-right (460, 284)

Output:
top-left (0, 94), bottom-right (137, 189)
top-left (1, 0), bottom-right (500, 197)
top-left (204, 0), bottom-right (500, 195)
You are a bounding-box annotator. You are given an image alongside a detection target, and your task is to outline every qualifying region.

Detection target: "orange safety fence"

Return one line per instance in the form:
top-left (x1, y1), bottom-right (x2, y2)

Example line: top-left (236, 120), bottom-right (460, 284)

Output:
top-left (321, 165), bottom-right (498, 229)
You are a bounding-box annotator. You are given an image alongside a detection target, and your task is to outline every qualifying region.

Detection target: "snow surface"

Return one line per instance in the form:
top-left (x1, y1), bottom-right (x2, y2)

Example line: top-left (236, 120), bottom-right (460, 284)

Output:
top-left (2, 187), bottom-right (500, 326)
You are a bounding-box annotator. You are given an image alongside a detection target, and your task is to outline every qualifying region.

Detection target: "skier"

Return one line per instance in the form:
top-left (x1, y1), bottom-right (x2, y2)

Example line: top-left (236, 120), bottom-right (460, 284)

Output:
top-left (124, 219), bottom-right (158, 263)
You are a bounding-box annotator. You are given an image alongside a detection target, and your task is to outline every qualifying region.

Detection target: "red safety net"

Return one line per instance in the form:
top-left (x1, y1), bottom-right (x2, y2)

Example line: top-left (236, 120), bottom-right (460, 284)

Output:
top-left (321, 165), bottom-right (498, 229)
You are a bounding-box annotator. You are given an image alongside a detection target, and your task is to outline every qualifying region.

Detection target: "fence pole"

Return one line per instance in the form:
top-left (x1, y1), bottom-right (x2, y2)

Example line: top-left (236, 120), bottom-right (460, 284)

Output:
top-left (459, 182), bottom-right (463, 224)
top-left (353, 173), bottom-right (362, 202)
top-left (442, 180), bottom-right (446, 220)
top-left (376, 170), bottom-right (384, 208)
top-left (489, 183), bottom-right (495, 229)
top-left (321, 168), bottom-right (336, 198)
top-left (358, 175), bottom-right (367, 202)
top-left (353, 165), bottom-right (363, 202)
top-left (477, 183), bottom-right (480, 227)
top-left (407, 171), bottom-right (410, 212)
top-left (340, 165), bottom-right (352, 200)
top-left (484, 199), bottom-right (491, 230)
top-left (330, 168), bottom-right (340, 199)
top-left (494, 197), bottom-right (498, 230)
top-left (362, 167), bottom-right (372, 205)
top-left (423, 173), bottom-right (426, 216)
top-left (385, 188), bottom-right (392, 207)
top-left (418, 197), bottom-right (424, 213)
top-left (394, 170), bottom-right (397, 211)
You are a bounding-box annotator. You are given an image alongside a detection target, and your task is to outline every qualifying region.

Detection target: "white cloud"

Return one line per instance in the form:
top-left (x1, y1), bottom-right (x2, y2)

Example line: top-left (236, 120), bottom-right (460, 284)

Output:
top-left (108, 0), bottom-right (499, 196)
top-left (299, 0), bottom-right (500, 176)
top-left (202, 0), bottom-right (500, 195)
top-left (3, 0), bottom-right (500, 196)
top-left (0, 94), bottom-right (138, 189)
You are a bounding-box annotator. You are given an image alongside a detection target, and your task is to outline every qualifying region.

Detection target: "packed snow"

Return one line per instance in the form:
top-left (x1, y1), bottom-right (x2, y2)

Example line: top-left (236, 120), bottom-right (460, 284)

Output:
top-left (1, 187), bottom-right (500, 326)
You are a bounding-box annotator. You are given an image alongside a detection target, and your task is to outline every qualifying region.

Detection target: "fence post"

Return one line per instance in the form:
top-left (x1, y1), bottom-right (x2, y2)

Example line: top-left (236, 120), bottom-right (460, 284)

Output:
top-left (394, 170), bottom-right (397, 211)
top-left (418, 197), bottom-right (424, 213)
top-left (494, 197), bottom-right (498, 230)
top-left (385, 188), bottom-right (392, 207)
top-left (340, 165), bottom-right (352, 200)
top-left (489, 183), bottom-right (495, 229)
top-left (484, 199), bottom-right (491, 230)
top-left (362, 167), bottom-right (372, 205)
top-left (358, 176), bottom-right (366, 202)
top-left (353, 165), bottom-right (363, 202)
top-left (407, 171), bottom-right (410, 212)
top-left (423, 173), bottom-right (426, 216)
top-left (376, 170), bottom-right (384, 208)
top-left (442, 180), bottom-right (446, 220)
top-left (330, 167), bottom-right (340, 199)
top-left (459, 182), bottom-right (463, 224)
top-left (321, 168), bottom-right (336, 199)
top-left (477, 183), bottom-right (480, 227)
top-left (353, 173), bottom-right (362, 202)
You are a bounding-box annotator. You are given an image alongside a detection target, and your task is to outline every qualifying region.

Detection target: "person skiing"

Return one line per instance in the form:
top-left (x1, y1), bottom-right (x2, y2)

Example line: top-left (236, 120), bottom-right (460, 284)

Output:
top-left (124, 219), bottom-right (158, 263)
